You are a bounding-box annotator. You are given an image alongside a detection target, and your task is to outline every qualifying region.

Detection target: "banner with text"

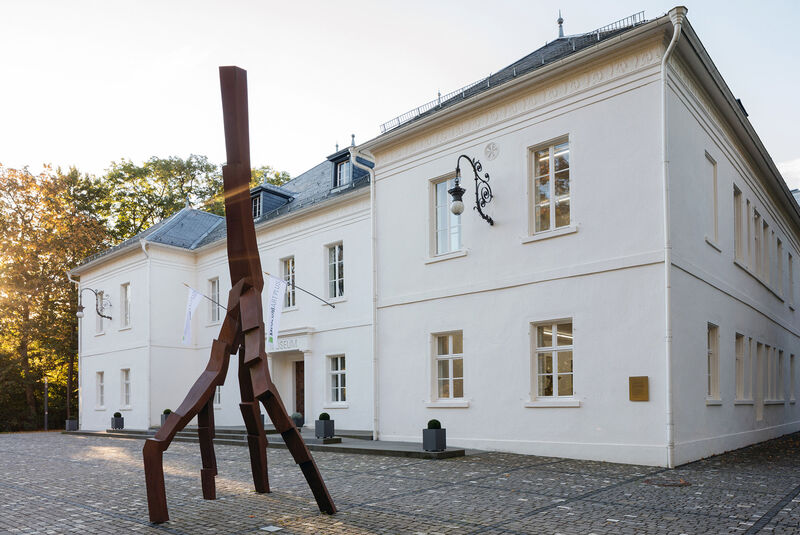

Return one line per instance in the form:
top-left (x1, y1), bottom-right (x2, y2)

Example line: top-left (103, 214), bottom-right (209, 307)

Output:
top-left (181, 286), bottom-right (204, 345)
top-left (264, 276), bottom-right (287, 351)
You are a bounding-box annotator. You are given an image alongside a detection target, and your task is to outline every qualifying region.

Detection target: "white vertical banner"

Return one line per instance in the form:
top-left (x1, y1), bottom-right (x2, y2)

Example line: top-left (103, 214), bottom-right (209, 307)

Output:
top-left (264, 275), bottom-right (287, 351)
top-left (181, 286), bottom-right (204, 345)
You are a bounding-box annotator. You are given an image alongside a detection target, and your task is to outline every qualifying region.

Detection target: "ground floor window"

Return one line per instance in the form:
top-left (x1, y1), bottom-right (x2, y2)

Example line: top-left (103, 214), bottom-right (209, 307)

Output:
top-left (434, 332), bottom-right (463, 399)
top-left (330, 355), bottom-right (346, 402)
top-left (214, 385), bottom-right (221, 406)
top-left (121, 368), bottom-right (131, 407)
top-left (533, 320), bottom-right (573, 397)
top-left (706, 324), bottom-right (719, 400)
top-left (96, 371), bottom-right (104, 407)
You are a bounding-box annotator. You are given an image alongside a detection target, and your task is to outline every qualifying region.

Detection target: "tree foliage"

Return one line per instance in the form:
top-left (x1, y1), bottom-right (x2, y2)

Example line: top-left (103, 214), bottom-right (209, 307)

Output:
top-left (0, 156), bottom-right (290, 431)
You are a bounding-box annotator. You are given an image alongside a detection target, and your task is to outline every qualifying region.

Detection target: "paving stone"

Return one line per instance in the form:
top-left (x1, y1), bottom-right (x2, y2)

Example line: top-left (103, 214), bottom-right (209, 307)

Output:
top-left (3, 432), bottom-right (800, 534)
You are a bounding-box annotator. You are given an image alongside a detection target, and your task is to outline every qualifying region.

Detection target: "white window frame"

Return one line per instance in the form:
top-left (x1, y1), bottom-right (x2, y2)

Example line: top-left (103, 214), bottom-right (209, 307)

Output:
top-left (252, 195), bottom-right (262, 219)
top-left (778, 239), bottom-right (784, 296)
top-left (96, 371), bottom-right (105, 408)
top-left (283, 256), bottom-right (296, 308)
top-left (431, 175), bottom-right (462, 256)
top-left (735, 333), bottom-right (745, 401)
top-left (532, 320), bottom-right (574, 400)
top-left (789, 253), bottom-right (795, 307)
top-left (529, 138), bottom-right (570, 236)
top-left (734, 186), bottom-right (743, 261)
top-left (705, 152), bottom-right (718, 245)
top-left (779, 350), bottom-right (785, 401)
top-left (791, 354), bottom-right (796, 402)
top-left (209, 277), bottom-right (221, 323)
top-left (334, 160), bottom-right (352, 188)
top-left (329, 355), bottom-right (346, 403)
top-left (706, 323), bottom-right (720, 401)
top-left (327, 243), bottom-right (344, 299)
top-left (95, 290), bottom-right (105, 334)
top-left (754, 211), bottom-right (762, 276)
top-left (746, 336), bottom-right (754, 400)
top-left (121, 368), bottom-right (131, 408)
top-left (433, 331), bottom-right (464, 401)
top-left (120, 282), bottom-right (131, 329)
top-left (214, 385), bottom-right (222, 407)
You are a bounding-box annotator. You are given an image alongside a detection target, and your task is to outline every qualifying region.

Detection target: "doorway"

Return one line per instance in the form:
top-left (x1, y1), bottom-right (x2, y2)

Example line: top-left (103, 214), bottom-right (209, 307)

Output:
top-left (294, 361), bottom-right (305, 417)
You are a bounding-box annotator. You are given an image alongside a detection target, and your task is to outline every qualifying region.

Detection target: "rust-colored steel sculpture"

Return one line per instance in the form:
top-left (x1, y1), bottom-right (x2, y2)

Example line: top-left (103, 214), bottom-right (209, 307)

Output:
top-left (142, 66), bottom-right (336, 524)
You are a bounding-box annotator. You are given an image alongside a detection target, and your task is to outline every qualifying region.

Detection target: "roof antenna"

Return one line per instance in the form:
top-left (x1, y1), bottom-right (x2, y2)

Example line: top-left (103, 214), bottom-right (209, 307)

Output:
top-left (558, 10), bottom-right (564, 38)
top-left (336, 142), bottom-right (339, 152)
top-left (351, 134), bottom-right (355, 147)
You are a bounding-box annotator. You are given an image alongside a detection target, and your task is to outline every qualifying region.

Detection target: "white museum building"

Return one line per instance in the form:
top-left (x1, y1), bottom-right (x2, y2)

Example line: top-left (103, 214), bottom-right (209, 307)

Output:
top-left (71, 7), bottom-right (800, 467)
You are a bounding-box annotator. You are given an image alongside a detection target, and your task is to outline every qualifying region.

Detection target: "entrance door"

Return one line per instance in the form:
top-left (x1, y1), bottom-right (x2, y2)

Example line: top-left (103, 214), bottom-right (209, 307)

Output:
top-left (295, 361), bottom-right (305, 417)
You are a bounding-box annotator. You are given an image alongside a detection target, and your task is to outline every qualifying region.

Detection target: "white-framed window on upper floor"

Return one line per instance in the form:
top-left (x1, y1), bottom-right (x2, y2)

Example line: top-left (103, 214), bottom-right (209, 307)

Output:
top-left (779, 350), bottom-right (785, 401)
top-left (329, 355), bottom-right (346, 402)
top-left (121, 368), bottom-right (131, 408)
top-left (96, 371), bottom-right (104, 408)
top-left (120, 282), bottom-right (131, 328)
top-left (283, 256), bottom-right (296, 308)
top-left (754, 211), bottom-right (762, 276)
top-left (734, 186), bottom-right (743, 261)
top-left (789, 253), bottom-right (795, 307)
top-left (434, 331), bottom-right (463, 400)
top-left (705, 152), bottom-right (718, 245)
top-left (746, 200), bottom-right (752, 267)
top-left (252, 195), bottom-right (262, 219)
top-left (533, 320), bottom-right (573, 398)
top-left (327, 243), bottom-right (344, 299)
top-left (778, 239), bottom-right (784, 296)
top-left (432, 176), bottom-right (461, 255)
top-left (763, 222), bottom-right (770, 284)
top-left (334, 160), bottom-right (352, 188)
top-left (95, 291), bottom-right (105, 334)
top-left (209, 277), bottom-right (221, 323)
top-left (706, 323), bottom-right (719, 400)
top-left (214, 385), bottom-right (221, 406)
top-left (530, 139), bottom-right (570, 235)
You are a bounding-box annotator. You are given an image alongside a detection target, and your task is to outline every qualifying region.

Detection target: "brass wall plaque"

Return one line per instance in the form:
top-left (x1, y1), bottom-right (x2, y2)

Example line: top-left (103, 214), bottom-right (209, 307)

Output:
top-left (629, 376), bottom-right (649, 401)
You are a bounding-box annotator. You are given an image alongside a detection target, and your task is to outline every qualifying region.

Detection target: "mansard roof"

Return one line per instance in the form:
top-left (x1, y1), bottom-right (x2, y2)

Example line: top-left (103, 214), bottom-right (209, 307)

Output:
top-left (72, 155), bottom-right (369, 273)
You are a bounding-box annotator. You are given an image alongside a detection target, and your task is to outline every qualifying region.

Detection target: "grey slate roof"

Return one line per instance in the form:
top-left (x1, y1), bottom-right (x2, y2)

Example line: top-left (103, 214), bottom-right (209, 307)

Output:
top-left (75, 157), bottom-right (369, 269)
top-left (380, 20), bottom-right (647, 133)
top-left (792, 189), bottom-right (800, 207)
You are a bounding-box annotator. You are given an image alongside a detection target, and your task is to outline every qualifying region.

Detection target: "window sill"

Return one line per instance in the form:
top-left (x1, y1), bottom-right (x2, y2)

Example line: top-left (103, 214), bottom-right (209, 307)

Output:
top-left (322, 402), bottom-right (349, 409)
top-left (94, 331), bottom-right (105, 337)
top-left (425, 249), bottom-right (467, 264)
top-left (704, 236), bottom-right (722, 252)
top-left (118, 326), bottom-right (132, 332)
top-left (94, 407), bottom-right (106, 411)
top-left (525, 399), bottom-right (580, 408)
top-left (283, 306), bottom-right (299, 313)
top-left (119, 407), bottom-right (132, 411)
top-left (521, 225), bottom-right (577, 244)
top-left (734, 399), bottom-right (754, 405)
top-left (765, 400), bottom-right (786, 405)
top-left (705, 399), bottom-right (722, 406)
top-left (733, 259), bottom-right (785, 302)
top-left (323, 296), bottom-right (346, 306)
top-left (425, 400), bottom-right (470, 408)
top-left (206, 321), bottom-right (221, 327)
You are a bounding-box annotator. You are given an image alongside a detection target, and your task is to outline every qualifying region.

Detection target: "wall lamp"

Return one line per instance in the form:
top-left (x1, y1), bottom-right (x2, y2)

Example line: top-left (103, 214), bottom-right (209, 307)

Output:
top-left (76, 287), bottom-right (112, 320)
top-left (449, 155), bottom-right (494, 225)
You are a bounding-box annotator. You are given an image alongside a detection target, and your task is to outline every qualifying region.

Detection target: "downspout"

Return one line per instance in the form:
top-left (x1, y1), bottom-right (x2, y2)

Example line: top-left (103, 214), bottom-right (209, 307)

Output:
top-left (67, 270), bottom-right (81, 427)
top-left (350, 146), bottom-right (379, 441)
top-left (662, 6), bottom-right (687, 469)
top-left (140, 239), bottom-right (152, 429)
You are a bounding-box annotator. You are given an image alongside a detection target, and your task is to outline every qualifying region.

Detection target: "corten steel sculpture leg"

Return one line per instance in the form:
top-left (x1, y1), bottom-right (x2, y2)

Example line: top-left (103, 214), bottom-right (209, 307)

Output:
top-left (142, 66), bottom-right (335, 523)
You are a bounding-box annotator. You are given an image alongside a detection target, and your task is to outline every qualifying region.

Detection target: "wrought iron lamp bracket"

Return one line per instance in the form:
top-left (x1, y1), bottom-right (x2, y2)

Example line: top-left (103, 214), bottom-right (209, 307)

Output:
top-left (78, 287), bottom-right (112, 320)
top-left (453, 154), bottom-right (494, 226)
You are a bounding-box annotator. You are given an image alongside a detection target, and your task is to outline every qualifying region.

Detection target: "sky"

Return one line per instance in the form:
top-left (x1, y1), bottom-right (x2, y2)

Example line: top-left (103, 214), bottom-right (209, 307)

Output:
top-left (1, 1), bottom-right (799, 187)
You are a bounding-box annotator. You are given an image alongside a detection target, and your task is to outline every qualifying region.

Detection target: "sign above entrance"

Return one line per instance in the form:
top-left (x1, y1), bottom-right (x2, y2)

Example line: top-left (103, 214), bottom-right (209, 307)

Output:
top-left (271, 328), bottom-right (314, 353)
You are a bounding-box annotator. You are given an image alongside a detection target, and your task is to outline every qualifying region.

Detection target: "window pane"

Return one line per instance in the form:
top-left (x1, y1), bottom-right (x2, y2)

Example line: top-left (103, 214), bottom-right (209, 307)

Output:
top-left (535, 176), bottom-right (550, 232)
top-left (554, 143), bottom-right (569, 171)
top-left (332, 374), bottom-right (339, 388)
top-left (557, 351), bottom-right (573, 373)
top-left (340, 374), bottom-right (346, 388)
top-left (338, 279), bottom-right (344, 296)
top-left (555, 169), bottom-right (569, 196)
top-left (557, 323), bottom-right (572, 346)
top-left (453, 378), bottom-right (463, 398)
top-left (436, 229), bottom-right (448, 255)
top-left (555, 199), bottom-right (570, 228)
top-left (438, 379), bottom-right (450, 398)
top-left (341, 386), bottom-right (346, 402)
top-left (538, 374), bottom-right (553, 396)
top-left (537, 352), bottom-right (552, 374)
top-left (329, 280), bottom-right (336, 298)
top-left (558, 374), bottom-right (573, 396)
top-left (437, 359), bottom-right (449, 380)
top-left (537, 325), bottom-right (552, 348)
top-left (453, 358), bottom-right (463, 378)
top-left (340, 356), bottom-right (345, 370)
top-left (331, 358), bottom-right (338, 371)
top-left (535, 149), bottom-right (549, 176)
top-left (452, 332), bottom-right (463, 354)
top-left (437, 335), bottom-right (449, 356)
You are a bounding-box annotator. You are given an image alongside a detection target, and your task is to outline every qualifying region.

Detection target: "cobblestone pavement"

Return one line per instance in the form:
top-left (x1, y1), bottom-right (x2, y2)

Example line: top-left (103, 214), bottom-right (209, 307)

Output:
top-left (3, 432), bottom-right (800, 534)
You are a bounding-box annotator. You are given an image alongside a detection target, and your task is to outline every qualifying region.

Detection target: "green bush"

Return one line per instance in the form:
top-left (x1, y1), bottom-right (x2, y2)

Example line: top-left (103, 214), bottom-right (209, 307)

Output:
top-left (113, 412), bottom-right (122, 418)
top-left (427, 419), bottom-right (441, 430)
top-left (318, 412), bottom-right (330, 421)
top-left (162, 409), bottom-right (172, 415)
top-left (291, 412), bottom-right (303, 419)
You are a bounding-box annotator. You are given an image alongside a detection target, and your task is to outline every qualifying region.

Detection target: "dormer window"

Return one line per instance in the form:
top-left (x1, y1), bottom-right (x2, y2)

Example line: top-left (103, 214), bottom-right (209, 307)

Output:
top-left (334, 160), bottom-right (352, 188)
top-left (252, 195), bottom-right (262, 219)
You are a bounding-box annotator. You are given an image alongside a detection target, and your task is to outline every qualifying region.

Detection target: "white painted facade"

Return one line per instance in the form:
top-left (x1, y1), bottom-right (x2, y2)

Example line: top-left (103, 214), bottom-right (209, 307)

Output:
top-left (74, 9), bottom-right (800, 466)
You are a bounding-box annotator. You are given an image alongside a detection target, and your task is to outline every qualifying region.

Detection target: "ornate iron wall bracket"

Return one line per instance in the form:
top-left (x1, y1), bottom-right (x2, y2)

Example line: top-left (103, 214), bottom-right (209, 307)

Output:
top-left (453, 155), bottom-right (494, 226)
top-left (77, 287), bottom-right (112, 320)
